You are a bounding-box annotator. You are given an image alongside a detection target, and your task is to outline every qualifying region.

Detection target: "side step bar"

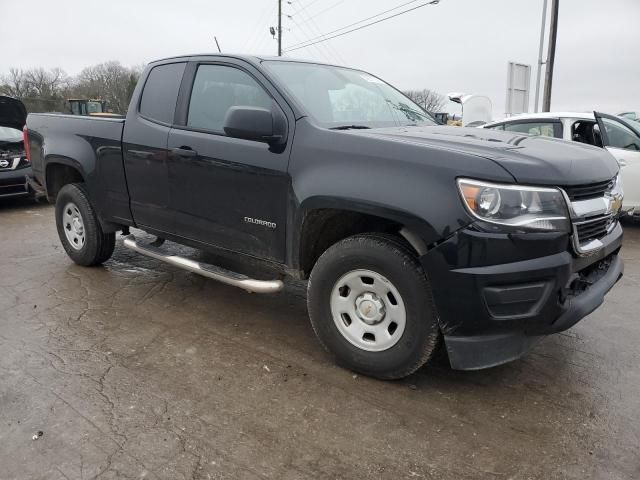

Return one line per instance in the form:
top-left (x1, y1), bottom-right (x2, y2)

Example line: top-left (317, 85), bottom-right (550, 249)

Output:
top-left (122, 234), bottom-right (284, 294)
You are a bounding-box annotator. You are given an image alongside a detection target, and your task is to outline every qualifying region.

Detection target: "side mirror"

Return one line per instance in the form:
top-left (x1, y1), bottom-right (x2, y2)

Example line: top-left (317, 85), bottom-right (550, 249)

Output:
top-left (223, 106), bottom-right (285, 146)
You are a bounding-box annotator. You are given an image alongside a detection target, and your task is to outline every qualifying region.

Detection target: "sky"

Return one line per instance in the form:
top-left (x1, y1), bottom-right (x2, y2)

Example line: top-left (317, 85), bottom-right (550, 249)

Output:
top-left (1, 0), bottom-right (638, 119)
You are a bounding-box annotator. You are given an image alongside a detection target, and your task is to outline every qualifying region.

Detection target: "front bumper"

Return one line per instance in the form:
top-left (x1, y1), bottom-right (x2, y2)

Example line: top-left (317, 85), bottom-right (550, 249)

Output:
top-left (421, 222), bottom-right (624, 370)
top-left (0, 166), bottom-right (32, 199)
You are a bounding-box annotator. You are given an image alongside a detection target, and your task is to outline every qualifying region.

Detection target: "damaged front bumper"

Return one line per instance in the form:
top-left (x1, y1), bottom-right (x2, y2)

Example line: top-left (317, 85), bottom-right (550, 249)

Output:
top-left (421, 222), bottom-right (624, 370)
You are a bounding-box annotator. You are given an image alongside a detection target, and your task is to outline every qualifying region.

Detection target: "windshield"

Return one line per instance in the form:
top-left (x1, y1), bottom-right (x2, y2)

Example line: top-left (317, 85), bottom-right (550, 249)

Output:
top-left (87, 101), bottom-right (104, 114)
top-left (0, 126), bottom-right (22, 143)
top-left (263, 61), bottom-right (436, 128)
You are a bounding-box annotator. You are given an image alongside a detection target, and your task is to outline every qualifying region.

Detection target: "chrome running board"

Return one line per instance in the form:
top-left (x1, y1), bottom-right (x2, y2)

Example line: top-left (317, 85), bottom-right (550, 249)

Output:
top-left (122, 234), bottom-right (284, 294)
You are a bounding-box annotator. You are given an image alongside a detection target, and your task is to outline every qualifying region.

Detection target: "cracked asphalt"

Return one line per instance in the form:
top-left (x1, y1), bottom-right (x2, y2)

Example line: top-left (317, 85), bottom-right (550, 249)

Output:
top-left (1, 198), bottom-right (639, 480)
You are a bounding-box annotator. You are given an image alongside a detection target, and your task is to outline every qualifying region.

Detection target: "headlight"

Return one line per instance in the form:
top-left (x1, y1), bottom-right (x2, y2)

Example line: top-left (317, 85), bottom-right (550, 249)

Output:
top-left (607, 174), bottom-right (624, 216)
top-left (457, 178), bottom-right (570, 232)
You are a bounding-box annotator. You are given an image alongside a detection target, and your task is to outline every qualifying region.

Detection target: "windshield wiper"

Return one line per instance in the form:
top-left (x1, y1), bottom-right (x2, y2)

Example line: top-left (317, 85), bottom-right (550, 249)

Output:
top-left (329, 125), bottom-right (371, 130)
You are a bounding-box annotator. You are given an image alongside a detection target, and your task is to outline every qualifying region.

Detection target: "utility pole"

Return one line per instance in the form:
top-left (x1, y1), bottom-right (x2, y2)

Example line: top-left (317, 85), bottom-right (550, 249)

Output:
top-left (542, 0), bottom-right (559, 112)
top-left (534, 0), bottom-right (547, 112)
top-left (278, 0), bottom-right (282, 56)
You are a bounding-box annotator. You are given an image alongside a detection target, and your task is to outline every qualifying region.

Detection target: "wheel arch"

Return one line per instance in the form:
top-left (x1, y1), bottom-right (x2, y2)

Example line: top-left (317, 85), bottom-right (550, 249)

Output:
top-left (291, 197), bottom-right (437, 278)
top-left (45, 158), bottom-right (86, 202)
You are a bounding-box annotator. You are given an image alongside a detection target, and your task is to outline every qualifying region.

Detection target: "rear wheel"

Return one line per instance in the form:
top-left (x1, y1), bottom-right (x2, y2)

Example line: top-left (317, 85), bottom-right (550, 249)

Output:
top-left (307, 234), bottom-right (441, 380)
top-left (55, 183), bottom-right (115, 266)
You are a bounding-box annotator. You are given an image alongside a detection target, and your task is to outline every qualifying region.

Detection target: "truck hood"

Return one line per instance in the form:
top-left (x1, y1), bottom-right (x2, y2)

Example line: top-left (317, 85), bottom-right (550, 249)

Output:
top-left (355, 125), bottom-right (619, 186)
top-left (0, 96), bottom-right (27, 131)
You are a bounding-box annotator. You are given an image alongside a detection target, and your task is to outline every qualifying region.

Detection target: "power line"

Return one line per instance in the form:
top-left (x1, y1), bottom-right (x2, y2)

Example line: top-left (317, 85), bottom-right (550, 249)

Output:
top-left (297, 0), bottom-right (323, 11)
top-left (284, 1), bottom-right (440, 53)
top-left (287, 23), bottom-right (331, 63)
top-left (243, 2), bottom-right (278, 52)
top-left (288, 14), bottom-right (335, 63)
top-left (290, 0), bottom-right (346, 28)
top-left (288, 0), bottom-right (346, 64)
top-left (284, 0), bottom-right (427, 51)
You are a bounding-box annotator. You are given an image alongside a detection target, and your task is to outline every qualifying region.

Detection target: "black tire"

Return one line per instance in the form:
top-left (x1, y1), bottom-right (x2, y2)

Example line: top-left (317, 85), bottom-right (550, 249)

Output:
top-left (55, 183), bottom-right (115, 266)
top-left (307, 233), bottom-right (441, 380)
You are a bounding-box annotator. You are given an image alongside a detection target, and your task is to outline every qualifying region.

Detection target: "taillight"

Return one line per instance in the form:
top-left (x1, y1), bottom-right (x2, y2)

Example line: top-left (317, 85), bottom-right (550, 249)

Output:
top-left (23, 125), bottom-right (31, 162)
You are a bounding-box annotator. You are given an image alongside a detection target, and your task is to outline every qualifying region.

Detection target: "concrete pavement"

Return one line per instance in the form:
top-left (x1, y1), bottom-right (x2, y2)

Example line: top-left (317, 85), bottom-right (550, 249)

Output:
top-left (1, 198), bottom-right (638, 479)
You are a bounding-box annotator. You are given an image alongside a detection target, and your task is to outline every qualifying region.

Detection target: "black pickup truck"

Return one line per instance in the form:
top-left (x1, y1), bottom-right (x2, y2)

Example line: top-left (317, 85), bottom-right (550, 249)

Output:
top-left (26, 54), bottom-right (624, 379)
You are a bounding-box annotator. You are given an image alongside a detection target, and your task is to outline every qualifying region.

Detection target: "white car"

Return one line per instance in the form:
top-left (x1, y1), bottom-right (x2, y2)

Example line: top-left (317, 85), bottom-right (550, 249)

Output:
top-left (482, 112), bottom-right (640, 217)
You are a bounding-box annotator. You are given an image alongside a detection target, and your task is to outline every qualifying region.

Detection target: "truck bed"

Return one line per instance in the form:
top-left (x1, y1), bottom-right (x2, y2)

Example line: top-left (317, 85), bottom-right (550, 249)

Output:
top-left (27, 113), bottom-right (132, 227)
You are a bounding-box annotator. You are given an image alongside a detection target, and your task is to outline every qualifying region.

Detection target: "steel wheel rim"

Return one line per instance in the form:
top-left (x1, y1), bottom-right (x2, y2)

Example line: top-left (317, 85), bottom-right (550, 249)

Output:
top-left (62, 202), bottom-right (86, 251)
top-left (330, 269), bottom-right (407, 352)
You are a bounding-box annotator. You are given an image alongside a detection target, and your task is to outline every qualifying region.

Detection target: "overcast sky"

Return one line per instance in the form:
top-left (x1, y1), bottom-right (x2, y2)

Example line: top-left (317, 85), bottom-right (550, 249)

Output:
top-left (1, 0), bottom-right (638, 118)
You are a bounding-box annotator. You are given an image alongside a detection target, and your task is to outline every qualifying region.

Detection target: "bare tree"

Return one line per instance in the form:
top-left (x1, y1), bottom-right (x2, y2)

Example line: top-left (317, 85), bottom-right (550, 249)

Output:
top-left (403, 89), bottom-right (446, 114)
top-left (0, 67), bottom-right (69, 112)
top-left (24, 67), bottom-right (69, 98)
top-left (73, 61), bottom-right (142, 113)
top-left (0, 68), bottom-right (31, 98)
top-left (1, 62), bottom-right (143, 114)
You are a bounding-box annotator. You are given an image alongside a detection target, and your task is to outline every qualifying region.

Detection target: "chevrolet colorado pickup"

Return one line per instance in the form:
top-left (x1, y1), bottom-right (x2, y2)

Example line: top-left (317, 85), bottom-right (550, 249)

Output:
top-left (26, 55), bottom-right (624, 379)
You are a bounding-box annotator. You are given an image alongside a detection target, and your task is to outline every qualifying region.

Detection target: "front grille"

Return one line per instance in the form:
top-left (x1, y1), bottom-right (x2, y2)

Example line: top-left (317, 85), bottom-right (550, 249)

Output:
top-left (563, 179), bottom-right (614, 201)
top-left (0, 155), bottom-right (28, 172)
top-left (0, 183), bottom-right (28, 196)
top-left (575, 215), bottom-right (614, 243)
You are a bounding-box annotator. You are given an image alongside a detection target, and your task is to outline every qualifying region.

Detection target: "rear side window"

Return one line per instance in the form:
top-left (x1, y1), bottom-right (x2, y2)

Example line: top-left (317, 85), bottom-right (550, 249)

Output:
top-left (139, 62), bottom-right (186, 124)
top-left (504, 121), bottom-right (561, 138)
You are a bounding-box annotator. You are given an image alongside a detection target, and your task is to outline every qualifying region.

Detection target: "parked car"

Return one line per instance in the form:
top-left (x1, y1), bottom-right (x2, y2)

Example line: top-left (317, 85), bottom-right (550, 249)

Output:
top-left (0, 96), bottom-right (32, 199)
top-left (482, 112), bottom-right (640, 218)
top-left (26, 55), bottom-right (624, 379)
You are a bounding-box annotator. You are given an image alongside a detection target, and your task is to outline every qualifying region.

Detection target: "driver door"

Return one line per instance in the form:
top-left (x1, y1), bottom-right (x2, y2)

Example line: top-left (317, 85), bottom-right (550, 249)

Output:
top-left (595, 112), bottom-right (640, 211)
top-left (165, 61), bottom-right (292, 262)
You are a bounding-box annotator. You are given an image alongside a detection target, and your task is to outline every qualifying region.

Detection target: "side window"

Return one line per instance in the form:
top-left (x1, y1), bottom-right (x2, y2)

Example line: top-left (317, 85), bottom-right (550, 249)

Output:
top-left (602, 118), bottom-right (640, 151)
top-left (571, 120), bottom-right (603, 147)
top-left (504, 122), bottom-right (560, 138)
top-left (485, 124), bottom-right (505, 131)
top-left (187, 65), bottom-right (272, 133)
top-left (139, 62), bottom-right (186, 124)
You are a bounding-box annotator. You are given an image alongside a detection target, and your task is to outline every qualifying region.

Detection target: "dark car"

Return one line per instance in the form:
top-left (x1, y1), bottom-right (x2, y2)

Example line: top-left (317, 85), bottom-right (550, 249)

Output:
top-left (26, 55), bottom-right (624, 379)
top-left (0, 96), bottom-right (33, 199)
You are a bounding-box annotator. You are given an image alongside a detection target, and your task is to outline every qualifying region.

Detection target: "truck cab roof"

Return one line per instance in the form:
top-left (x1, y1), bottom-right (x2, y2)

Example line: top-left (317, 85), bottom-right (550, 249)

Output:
top-left (149, 53), bottom-right (342, 68)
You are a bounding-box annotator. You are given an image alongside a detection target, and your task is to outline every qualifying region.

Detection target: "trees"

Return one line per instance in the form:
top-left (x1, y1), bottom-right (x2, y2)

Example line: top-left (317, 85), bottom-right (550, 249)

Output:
top-left (1, 69), bottom-right (31, 98)
top-left (0, 67), bottom-right (69, 112)
top-left (0, 62), bottom-right (142, 114)
top-left (0, 67), bottom-right (68, 99)
top-left (74, 61), bottom-right (143, 114)
top-left (403, 89), bottom-right (446, 114)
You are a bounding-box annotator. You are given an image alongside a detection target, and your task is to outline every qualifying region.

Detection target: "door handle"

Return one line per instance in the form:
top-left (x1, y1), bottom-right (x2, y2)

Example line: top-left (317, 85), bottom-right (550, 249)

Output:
top-left (170, 146), bottom-right (198, 158)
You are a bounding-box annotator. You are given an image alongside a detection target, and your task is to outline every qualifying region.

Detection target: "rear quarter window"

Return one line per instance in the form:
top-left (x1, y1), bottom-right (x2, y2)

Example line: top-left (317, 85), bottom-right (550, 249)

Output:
top-left (139, 62), bottom-right (186, 124)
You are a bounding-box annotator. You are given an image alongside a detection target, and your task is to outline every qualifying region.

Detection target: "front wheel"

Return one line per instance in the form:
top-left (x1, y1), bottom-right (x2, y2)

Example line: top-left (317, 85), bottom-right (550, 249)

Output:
top-left (307, 234), bottom-right (441, 380)
top-left (55, 183), bottom-right (115, 266)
